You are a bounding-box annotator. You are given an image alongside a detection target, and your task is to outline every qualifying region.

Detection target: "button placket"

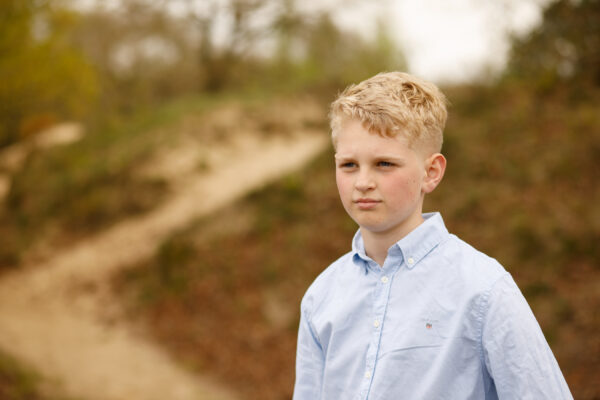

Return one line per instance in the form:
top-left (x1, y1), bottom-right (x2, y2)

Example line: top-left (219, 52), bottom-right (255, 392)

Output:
top-left (360, 269), bottom-right (395, 398)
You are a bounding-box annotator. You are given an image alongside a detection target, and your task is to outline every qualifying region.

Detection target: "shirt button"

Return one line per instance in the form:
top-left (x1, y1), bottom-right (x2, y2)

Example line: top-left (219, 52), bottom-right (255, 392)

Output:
top-left (364, 371), bottom-right (372, 379)
top-left (381, 276), bottom-right (389, 283)
top-left (374, 320), bottom-right (380, 328)
top-left (407, 257), bottom-right (414, 265)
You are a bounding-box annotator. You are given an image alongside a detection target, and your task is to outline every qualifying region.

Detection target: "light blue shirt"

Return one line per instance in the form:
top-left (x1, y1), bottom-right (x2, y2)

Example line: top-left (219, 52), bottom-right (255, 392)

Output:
top-left (293, 213), bottom-right (572, 400)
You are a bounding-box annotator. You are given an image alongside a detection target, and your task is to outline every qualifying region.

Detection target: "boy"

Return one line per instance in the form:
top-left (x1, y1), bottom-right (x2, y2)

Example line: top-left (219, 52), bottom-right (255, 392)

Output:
top-left (292, 72), bottom-right (572, 399)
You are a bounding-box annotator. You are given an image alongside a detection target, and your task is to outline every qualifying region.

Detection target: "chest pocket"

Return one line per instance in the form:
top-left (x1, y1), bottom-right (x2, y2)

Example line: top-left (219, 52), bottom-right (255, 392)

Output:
top-left (379, 306), bottom-right (451, 356)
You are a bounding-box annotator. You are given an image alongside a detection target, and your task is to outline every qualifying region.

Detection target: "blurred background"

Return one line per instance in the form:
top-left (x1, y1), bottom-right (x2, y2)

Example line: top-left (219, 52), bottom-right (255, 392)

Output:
top-left (0, 0), bottom-right (598, 399)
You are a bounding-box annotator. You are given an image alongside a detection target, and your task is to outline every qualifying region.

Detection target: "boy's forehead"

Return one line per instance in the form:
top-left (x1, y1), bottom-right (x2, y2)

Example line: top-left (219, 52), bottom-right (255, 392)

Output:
top-left (335, 141), bottom-right (412, 160)
top-left (336, 125), bottom-right (411, 149)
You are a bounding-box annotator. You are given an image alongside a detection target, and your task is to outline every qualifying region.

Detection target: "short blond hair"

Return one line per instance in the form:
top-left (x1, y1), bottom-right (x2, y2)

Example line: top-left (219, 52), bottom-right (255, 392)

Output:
top-left (329, 71), bottom-right (448, 153)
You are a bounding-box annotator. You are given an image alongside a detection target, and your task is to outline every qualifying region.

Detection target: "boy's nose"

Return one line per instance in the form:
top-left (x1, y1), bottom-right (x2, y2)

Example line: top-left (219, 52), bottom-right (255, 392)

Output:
top-left (355, 170), bottom-right (375, 191)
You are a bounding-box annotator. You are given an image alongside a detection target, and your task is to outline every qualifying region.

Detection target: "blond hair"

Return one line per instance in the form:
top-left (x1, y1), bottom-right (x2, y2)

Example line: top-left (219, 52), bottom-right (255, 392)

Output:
top-left (329, 71), bottom-right (448, 153)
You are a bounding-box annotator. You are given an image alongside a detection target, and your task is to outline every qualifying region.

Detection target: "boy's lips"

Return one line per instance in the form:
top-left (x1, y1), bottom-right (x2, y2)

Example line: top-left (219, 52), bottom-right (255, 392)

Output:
top-left (354, 198), bottom-right (381, 209)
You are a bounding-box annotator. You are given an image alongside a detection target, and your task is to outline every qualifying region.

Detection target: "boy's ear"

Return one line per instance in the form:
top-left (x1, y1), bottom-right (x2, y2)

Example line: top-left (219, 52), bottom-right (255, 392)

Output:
top-left (422, 153), bottom-right (446, 194)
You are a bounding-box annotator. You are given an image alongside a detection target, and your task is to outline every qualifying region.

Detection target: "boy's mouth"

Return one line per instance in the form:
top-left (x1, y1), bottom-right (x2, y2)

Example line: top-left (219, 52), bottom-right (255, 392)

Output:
top-left (354, 198), bottom-right (381, 209)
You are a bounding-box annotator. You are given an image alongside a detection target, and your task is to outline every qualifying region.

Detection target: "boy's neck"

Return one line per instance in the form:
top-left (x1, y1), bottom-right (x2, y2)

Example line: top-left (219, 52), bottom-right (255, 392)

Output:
top-left (361, 214), bottom-right (425, 267)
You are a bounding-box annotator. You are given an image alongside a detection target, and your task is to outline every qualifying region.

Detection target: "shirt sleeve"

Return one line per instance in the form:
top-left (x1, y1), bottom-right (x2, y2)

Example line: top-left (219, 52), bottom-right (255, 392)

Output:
top-left (293, 301), bottom-right (325, 400)
top-left (481, 273), bottom-right (573, 399)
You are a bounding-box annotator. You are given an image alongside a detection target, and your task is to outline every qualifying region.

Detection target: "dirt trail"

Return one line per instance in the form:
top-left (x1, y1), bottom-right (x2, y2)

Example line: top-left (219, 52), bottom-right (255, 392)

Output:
top-left (0, 104), bottom-right (328, 400)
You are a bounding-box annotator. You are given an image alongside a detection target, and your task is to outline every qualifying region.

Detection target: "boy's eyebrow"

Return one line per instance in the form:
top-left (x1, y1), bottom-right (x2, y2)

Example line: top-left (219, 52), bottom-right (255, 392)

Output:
top-left (373, 154), bottom-right (405, 161)
top-left (335, 153), bottom-right (406, 161)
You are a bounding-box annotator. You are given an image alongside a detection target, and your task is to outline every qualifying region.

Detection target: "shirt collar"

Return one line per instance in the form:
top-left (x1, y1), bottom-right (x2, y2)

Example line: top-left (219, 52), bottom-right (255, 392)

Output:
top-left (351, 212), bottom-right (449, 270)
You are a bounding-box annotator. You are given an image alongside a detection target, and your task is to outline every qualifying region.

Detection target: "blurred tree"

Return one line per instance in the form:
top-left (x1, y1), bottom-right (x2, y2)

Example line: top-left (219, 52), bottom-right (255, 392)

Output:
top-left (506, 0), bottom-right (600, 88)
top-left (272, 0), bottom-right (304, 64)
top-left (71, 0), bottom-right (201, 114)
top-left (46, 0), bottom-right (405, 115)
top-left (174, 0), bottom-right (405, 91)
top-left (191, 0), bottom-right (274, 91)
top-left (289, 13), bottom-right (405, 89)
top-left (0, 0), bottom-right (98, 147)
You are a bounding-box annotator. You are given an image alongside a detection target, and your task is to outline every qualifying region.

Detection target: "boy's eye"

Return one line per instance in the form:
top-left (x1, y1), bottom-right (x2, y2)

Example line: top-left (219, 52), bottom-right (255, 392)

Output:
top-left (339, 162), bottom-right (357, 168)
top-left (377, 161), bottom-right (394, 167)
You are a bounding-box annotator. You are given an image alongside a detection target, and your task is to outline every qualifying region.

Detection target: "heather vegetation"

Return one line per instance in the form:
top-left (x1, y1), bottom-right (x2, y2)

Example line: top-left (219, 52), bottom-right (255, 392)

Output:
top-left (0, 351), bottom-right (78, 400)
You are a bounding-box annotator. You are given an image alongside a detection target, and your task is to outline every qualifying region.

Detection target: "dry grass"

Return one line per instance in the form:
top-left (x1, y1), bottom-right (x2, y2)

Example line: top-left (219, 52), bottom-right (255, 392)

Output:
top-left (0, 350), bottom-right (79, 400)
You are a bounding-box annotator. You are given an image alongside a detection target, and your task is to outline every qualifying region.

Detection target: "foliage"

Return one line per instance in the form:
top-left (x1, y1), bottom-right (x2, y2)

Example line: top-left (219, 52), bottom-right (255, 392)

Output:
top-left (69, 1), bottom-right (202, 115)
top-left (268, 14), bottom-right (405, 91)
top-left (506, 0), bottom-right (600, 88)
top-left (0, 350), bottom-right (78, 400)
top-left (0, 0), bottom-right (98, 147)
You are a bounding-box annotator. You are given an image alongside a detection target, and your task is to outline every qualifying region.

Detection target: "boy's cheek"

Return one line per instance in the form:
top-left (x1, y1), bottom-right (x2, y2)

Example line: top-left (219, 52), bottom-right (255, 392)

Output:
top-left (335, 178), bottom-right (353, 208)
top-left (337, 184), bottom-right (355, 208)
top-left (335, 173), bottom-right (349, 196)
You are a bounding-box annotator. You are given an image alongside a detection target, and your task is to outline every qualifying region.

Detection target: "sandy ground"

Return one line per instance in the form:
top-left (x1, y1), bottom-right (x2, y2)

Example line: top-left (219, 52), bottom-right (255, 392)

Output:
top-left (0, 105), bottom-right (328, 400)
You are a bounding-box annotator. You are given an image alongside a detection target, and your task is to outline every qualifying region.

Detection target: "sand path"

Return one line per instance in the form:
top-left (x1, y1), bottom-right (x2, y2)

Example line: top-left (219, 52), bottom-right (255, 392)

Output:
top-left (0, 102), bottom-right (328, 399)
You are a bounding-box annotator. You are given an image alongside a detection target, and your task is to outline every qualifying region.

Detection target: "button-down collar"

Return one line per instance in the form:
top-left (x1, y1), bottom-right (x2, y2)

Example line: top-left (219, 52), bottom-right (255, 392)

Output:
top-left (351, 212), bottom-right (449, 271)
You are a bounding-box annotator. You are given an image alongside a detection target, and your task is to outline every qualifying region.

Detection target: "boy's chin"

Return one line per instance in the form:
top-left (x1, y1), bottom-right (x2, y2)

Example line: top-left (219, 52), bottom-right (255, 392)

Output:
top-left (350, 213), bottom-right (391, 231)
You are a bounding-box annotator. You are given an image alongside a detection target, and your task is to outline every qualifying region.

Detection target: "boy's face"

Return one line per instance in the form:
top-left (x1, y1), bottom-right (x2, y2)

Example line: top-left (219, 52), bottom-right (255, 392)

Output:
top-left (335, 119), bottom-right (431, 240)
